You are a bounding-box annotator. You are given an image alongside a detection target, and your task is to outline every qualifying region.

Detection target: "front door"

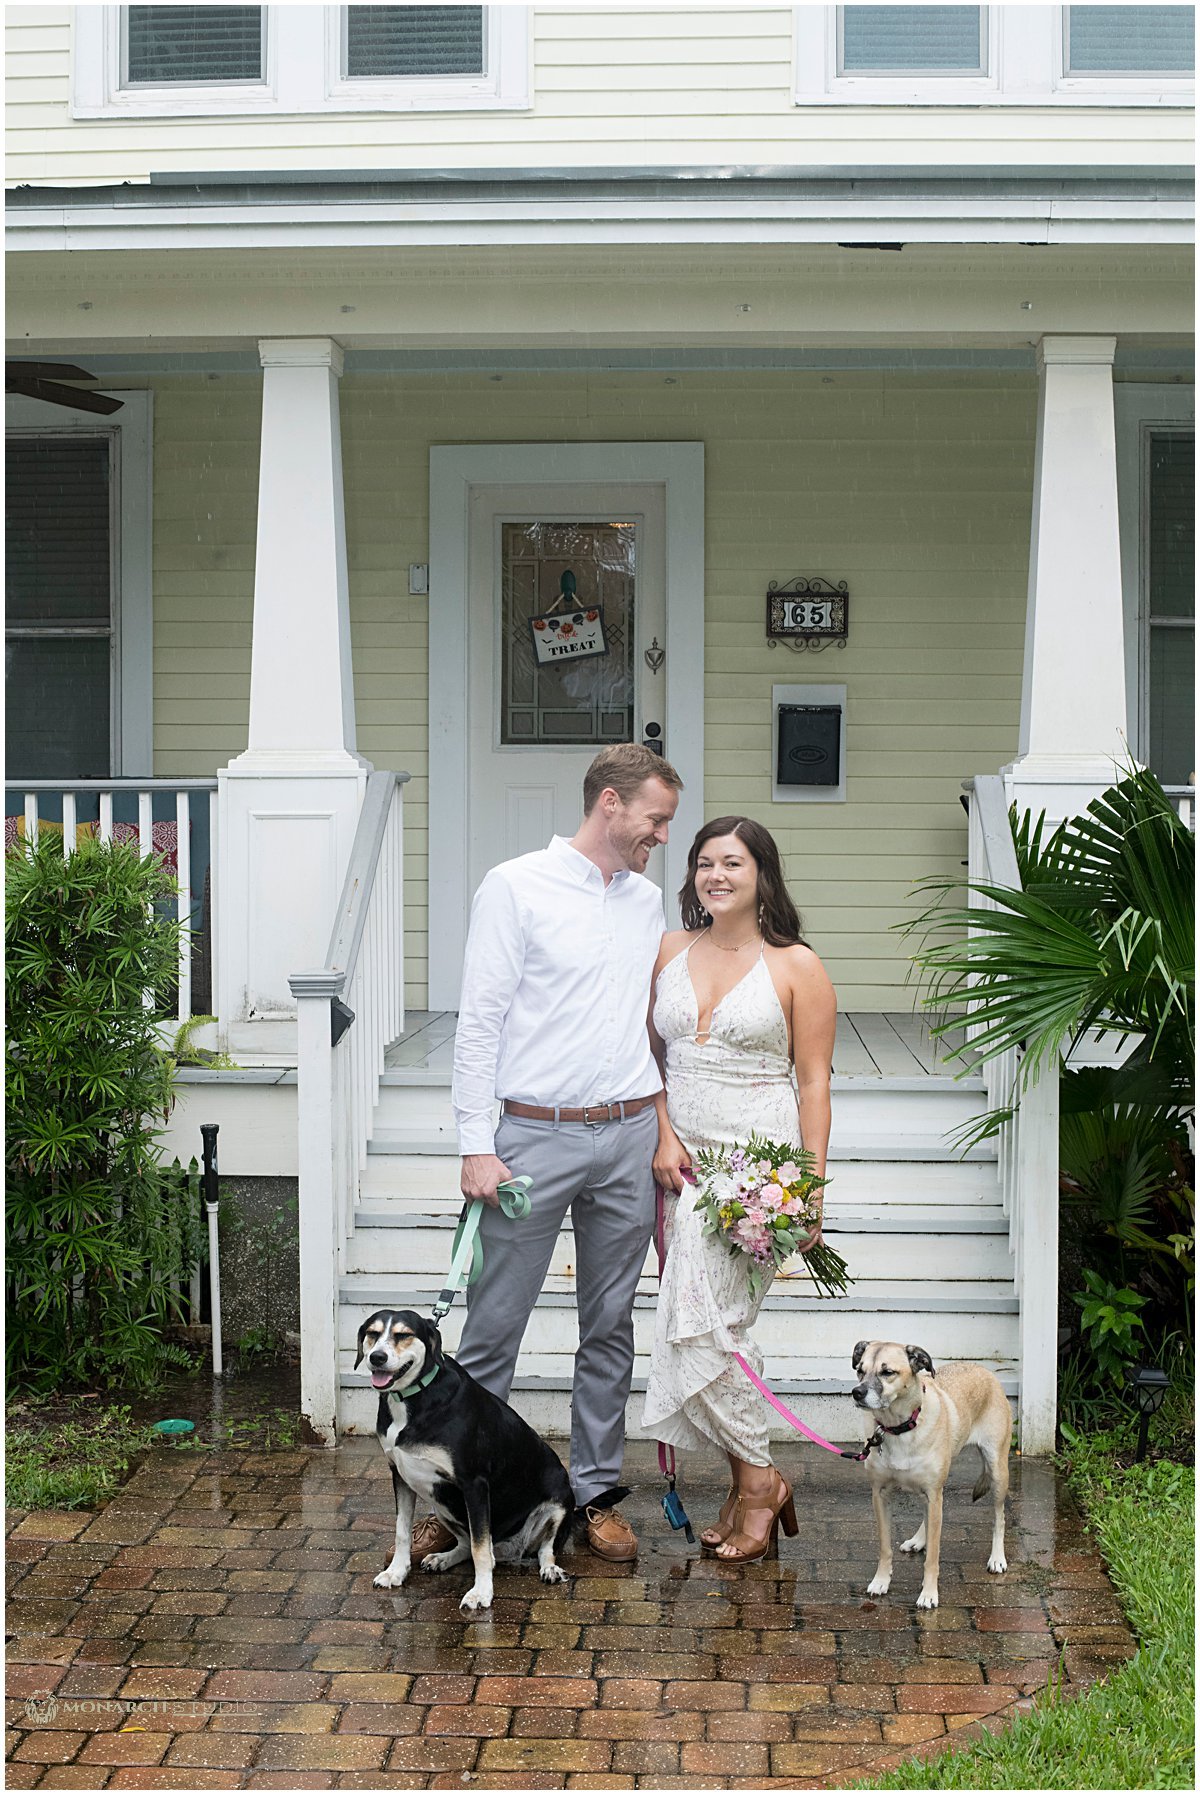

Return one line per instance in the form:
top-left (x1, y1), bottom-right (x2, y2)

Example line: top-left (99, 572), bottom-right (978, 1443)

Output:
top-left (428, 442), bottom-right (704, 1010)
top-left (466, 482), bottom-right (667, 902)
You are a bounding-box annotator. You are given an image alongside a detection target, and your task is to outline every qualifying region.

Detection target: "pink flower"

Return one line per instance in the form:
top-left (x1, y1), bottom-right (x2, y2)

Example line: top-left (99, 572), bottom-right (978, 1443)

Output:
top-left (778, 1162), bottom-right (801, 1185)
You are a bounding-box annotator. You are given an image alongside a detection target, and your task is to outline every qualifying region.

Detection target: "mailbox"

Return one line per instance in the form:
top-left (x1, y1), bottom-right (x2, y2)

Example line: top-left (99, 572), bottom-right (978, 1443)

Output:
top-left (776, 704), bottom-right (841, 788)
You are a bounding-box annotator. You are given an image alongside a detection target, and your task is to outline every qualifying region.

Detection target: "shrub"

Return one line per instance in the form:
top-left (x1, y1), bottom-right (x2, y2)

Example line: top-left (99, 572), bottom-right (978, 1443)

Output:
top-left (6, 836), bottom-right (201, 1391)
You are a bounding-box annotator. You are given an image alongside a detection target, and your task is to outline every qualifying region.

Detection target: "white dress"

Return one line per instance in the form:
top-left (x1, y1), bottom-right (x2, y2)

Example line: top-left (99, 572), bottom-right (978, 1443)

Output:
top-left (642, 941), bottom-right (802, 1466)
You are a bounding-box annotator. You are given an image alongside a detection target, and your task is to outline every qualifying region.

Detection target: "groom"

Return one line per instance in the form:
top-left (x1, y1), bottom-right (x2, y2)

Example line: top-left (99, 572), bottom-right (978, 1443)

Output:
top-left (428, 743), bottom-right (682, 1564)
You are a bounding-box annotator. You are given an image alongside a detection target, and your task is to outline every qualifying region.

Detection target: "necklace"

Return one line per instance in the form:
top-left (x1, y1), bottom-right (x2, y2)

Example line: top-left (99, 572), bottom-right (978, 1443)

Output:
top-left (706, 930), bottom-right (761, 954)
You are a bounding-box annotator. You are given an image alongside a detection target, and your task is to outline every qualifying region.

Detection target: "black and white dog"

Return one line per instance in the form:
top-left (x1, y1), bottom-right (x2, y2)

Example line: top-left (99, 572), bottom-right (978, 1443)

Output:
top-left (356, 1308), bottom-right (574, 1612)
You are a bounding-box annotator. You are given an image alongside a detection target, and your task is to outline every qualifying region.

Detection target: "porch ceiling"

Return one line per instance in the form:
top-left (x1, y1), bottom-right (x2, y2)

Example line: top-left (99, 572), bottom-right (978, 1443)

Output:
top-left (5, 243), bottom-right (1194, 360)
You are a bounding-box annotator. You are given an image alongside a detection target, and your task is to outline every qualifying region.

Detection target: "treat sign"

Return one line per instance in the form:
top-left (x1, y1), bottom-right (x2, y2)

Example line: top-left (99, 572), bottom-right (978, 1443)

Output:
top-left (528, 570), bottom-right (608, 664)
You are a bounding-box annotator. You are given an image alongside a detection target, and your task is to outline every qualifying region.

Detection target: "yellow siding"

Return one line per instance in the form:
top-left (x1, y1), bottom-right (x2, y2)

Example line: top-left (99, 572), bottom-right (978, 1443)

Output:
top-left (5, 7), bottom-right (1190, 187)
top-left (146, 369), bottom-right (1033, 1011)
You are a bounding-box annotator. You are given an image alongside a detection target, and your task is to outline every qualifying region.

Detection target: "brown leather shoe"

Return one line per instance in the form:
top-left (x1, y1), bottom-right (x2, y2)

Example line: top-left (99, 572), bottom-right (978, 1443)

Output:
top-left (584, 1504), bottom-right (637, 1561)
top-left (410, 1514), bottom-right (457, 1564)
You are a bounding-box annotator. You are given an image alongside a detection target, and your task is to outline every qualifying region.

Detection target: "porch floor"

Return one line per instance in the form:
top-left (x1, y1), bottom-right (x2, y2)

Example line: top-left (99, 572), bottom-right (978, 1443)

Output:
top-left (384, 1011), bottom-right (973, 1081)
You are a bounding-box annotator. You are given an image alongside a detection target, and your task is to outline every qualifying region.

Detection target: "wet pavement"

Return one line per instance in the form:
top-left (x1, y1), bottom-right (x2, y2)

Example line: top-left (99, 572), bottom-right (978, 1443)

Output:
top-left (6, 1438), bottom-right (1137, 1789)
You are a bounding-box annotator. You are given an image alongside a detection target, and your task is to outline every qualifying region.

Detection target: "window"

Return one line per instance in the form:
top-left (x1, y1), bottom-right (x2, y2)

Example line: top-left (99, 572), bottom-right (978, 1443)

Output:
top-left (5, 394), bottom-right (153, 777)
top-left (124, 6), bottom-right (265, 87)
top-left (73, 6), bottom-right (530, 116)
top-left (343, 6), bottom-right (484, 80)
top-left (1145, 433), bottom-right (1195, 789)
top-left (6, 437), bottom-right (113, 779)
top-left (839, 7), bottom-right (986, 76)
top-left (794, 6), bottom-right (1194, 103)
top-left (1065, 6), bottom-right (1194, 74)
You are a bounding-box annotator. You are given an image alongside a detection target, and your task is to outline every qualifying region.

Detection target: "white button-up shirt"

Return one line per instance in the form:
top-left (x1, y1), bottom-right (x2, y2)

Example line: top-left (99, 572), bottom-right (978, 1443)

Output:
top-left (452, 835), bottom-right (666, 1156)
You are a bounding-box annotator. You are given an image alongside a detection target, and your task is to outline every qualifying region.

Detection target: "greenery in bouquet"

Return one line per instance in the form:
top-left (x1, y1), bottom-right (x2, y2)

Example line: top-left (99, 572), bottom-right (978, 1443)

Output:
top-left (689, 1133), bottom-right (851, 1302)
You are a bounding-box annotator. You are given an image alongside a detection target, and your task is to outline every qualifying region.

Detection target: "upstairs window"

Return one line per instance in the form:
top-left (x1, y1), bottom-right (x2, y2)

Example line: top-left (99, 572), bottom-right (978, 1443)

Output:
top-left (1064, 5), bottom-right (1194, 74)
top-left (839, 7), bottom-right (986, 76)
top-left (124, 5), bottom-right (265, 87)
top-left (795, 5), bottom-right (1193, 103)
top-left (73, 6), bottom-right (530, 116)
top-left (343, 6), bottom-right (485, 80)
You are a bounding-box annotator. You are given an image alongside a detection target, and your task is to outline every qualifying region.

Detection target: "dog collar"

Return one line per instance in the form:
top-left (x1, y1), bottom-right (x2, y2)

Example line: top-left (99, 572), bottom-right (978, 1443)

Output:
top-left (386, 1364), bottom-right (442, 1402)
top-left (881, 1406), bottom-right (922, 1437)
top-left (842, 1406), bottom-right (921, 1463)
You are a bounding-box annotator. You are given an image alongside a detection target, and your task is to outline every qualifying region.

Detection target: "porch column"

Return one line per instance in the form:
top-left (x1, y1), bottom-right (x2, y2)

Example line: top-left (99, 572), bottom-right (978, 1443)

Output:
top-left (217, 338), bottom-right (370, 1053)
top-left (1004, 336), bottom-right (1128, 822)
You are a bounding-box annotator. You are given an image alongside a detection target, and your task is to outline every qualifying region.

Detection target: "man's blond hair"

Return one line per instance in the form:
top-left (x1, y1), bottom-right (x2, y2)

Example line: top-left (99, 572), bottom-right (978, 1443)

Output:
top-left (582, 743), bottom-right (684, 814)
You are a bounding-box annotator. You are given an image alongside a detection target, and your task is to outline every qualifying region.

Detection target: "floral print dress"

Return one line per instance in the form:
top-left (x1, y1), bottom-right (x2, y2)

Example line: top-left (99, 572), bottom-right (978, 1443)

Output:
top-left (642, 941), bottom-right (802, 1465)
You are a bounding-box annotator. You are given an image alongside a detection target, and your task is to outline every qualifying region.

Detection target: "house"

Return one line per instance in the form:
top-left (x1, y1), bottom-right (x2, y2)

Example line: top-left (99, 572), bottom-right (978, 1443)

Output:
top-left (6, 4), bottom-right (1194, 1449)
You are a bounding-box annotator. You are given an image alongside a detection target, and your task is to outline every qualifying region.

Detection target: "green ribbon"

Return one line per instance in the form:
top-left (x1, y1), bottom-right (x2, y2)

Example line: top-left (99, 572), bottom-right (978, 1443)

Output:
top-left (432, 1178), bottom-right (532, 1321)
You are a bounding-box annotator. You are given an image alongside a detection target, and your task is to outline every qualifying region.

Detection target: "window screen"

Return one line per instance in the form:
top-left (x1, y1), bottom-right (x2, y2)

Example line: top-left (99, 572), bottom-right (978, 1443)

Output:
top-left (840, 6), bottom-right (985, 73)
top-left (1147, 433), bottom-right (1195, 788)
top-left (345, 6), bottom-right (485, 78)
top-left (6, 437), bottom-right (113, 779)
top-left (1066, 6), bottom-right (1194, 73)
top-left (125, 6), bottom-right (264, 85)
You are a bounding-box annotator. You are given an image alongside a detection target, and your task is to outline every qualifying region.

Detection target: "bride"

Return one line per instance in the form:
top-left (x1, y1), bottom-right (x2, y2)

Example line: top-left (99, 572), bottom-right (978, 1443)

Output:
top-left (644, 816), bottom-right (836, 1563)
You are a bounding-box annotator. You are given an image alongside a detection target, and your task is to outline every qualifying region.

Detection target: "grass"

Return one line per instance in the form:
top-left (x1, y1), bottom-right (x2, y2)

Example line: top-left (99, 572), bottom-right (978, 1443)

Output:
top-left (5, 1394), bottom-right (308, 1512)
top-left (855, 1395), bottom-right (1195, 1791)
top-left (6, 1402), bottom-right (155, 1511)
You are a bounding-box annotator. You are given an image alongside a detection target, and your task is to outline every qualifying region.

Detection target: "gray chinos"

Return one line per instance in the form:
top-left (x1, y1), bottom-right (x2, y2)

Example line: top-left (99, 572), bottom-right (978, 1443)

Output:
top-left (454, 1106), bottom-right (657, 1508)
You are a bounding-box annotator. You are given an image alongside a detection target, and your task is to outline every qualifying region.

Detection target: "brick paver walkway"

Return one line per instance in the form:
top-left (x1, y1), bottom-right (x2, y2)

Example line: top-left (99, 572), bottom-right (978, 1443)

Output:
top-left (6, 1439), bottom-right (1136, 1789)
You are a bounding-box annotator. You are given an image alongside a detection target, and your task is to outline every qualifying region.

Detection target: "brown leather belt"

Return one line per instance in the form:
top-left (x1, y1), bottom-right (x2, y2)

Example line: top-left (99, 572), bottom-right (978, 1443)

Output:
top-left (501, 1095), bottom-right (658, 1126)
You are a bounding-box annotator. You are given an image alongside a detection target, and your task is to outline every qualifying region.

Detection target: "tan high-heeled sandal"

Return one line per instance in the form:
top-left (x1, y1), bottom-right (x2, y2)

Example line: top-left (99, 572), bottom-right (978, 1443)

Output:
top-left (699, 1487), bottom-right (739, 1552)
top-left (714, 1471), bottom-right (798, 1565)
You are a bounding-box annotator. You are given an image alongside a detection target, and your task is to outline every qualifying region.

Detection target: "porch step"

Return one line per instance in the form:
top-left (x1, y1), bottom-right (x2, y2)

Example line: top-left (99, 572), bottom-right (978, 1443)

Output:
top-left (358, 1154), bottom-right (1004, 1208)
top-left (336, 1350), bottom-right (1019, 1441)
top-left (370, 1072), bottom-right (990, 1159)
top-left (341, 1208), bottom-right (1012, 1281)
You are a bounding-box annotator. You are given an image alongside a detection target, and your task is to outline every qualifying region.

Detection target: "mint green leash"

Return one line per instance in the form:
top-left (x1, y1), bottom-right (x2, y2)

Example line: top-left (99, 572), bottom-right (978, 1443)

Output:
top-left (430, 1178), bottom-right (532, 1324)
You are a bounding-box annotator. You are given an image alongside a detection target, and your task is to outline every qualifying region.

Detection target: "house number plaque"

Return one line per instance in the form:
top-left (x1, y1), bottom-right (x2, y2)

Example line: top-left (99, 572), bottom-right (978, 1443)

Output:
top-left (766, 578), bottom-right (849, 653)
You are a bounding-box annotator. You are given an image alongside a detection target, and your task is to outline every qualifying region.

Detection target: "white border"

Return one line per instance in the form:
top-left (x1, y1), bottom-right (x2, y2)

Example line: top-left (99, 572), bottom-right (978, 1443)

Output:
top-left (1113, 383), bottom-right (1195, 764)
top-left (5, 390), bottom-right (154, 777)
top-left (427, 442), bottom-right (704, 1010)
top-left (73, 5), bottom-right (530, 118)
top-left (771, 684), bottom-right (847, 804)
top-left (793, 5), bottom-right (1194, 106)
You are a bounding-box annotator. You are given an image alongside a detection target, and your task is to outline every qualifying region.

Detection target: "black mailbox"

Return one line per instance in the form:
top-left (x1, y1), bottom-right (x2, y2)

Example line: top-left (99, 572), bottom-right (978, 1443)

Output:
top-left (776, 704), bottom-right (841, 787)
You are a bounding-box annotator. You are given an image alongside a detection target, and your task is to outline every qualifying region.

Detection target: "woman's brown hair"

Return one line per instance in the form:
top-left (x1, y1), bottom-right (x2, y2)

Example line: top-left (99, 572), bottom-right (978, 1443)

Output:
top-left (678, 816), bottom-right (805, 946)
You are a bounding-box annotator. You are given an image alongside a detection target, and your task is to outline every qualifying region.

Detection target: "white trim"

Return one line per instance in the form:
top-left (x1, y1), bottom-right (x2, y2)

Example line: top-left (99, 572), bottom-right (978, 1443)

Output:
top-left (5, 391), bottom-right (153, 777)
top-left (771, 684), bottom-right (847, 804)
top-left (794, 5), bottom-right (1194, 106)
top-left (427, 442), bottom-right (704, 1011)
top-left (1113, 382), bottom-right (1195, 763)
top-left (72, 5), bottom-right (529, 118)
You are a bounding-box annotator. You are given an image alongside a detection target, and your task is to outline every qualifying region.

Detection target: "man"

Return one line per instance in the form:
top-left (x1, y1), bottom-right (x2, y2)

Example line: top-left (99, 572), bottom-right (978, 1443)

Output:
top-left (412, 743), bottom-right (682, 1566)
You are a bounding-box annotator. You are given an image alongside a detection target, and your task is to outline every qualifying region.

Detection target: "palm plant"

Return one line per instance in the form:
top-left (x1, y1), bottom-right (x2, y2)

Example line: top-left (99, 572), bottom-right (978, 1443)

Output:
top-left (906, 767), bottom-right (1194, 1113)
top-left (904, 767), bottom-right (1194, 1345)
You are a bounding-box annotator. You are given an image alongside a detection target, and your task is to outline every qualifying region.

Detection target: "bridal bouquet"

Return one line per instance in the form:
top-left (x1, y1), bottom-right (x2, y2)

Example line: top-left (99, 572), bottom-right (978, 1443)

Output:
top-left (689, 1134), bottom-right (851, 1302)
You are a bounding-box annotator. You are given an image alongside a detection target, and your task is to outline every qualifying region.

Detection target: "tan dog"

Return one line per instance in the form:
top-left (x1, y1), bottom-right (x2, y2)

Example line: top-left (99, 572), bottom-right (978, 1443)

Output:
top-left (850, 1341), bottom-right (1012, 1610)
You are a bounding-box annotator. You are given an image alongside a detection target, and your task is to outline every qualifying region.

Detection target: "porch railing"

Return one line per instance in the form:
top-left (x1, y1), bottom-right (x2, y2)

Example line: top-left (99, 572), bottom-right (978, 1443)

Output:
top-left (289, 770), bottom-right (408, 1442)
top-left (963, 774), bottom-right (1060, 1457)
top-left (5, 778), bottom-right (219, 1023)
top-left (1163, 784), bottom-right (1195, 831)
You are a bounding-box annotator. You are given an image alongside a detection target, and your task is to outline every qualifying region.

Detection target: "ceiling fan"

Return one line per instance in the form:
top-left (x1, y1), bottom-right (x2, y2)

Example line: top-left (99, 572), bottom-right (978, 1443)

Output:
top-left (6, 360), bottom-right (124, 416)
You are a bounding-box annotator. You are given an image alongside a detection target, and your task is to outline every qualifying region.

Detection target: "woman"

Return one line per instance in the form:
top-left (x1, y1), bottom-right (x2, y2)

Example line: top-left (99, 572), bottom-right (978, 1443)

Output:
top-left (644, 816), bottom-right (836, 1563)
